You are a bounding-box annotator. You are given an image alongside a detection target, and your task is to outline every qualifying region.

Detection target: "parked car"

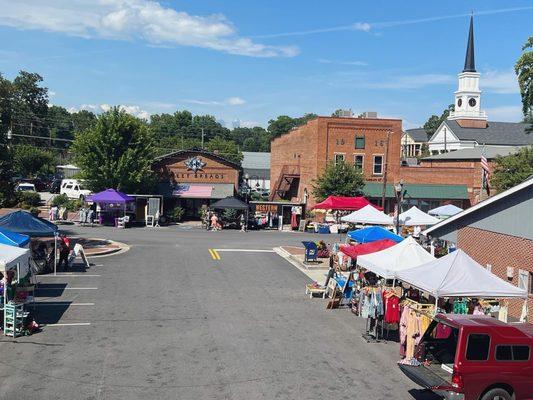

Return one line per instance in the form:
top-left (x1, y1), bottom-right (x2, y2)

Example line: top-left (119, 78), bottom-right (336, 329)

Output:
top-left (15, 182), bottom-right (37, 192)
top-left (399, 313), bottom-right (533, 400)
top-left (60, 179), bottom-right (92, 200)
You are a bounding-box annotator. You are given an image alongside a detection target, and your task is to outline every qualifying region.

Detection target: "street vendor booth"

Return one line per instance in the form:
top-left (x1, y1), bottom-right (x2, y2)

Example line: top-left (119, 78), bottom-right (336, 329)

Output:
top-left (313, 196), bottom-right (382, 211)
top-left (340, 239), bottom-right (397, 260)
top-left (0, 228), bottom-right (30, 248)
top-left (0, 243), bottom-right (33, 337)
top-left (341, 204), bottom-right (393, 225)
top-left (427, 204), bottom-right (463, 218)
top-left (398, 206), bottom-right (440, 226)
top-left (347, 226), bottom-right (403, 244)
top-left (86, 189), bottom-right (135, 226)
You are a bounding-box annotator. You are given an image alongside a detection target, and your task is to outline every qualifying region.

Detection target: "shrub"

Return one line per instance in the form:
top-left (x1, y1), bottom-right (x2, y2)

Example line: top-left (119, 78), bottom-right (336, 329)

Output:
top-left (16, 191), bottom-right (41, 207)
top-left (51, 194), bottom-right (70, 208)
top-left (168, 206), bottom-right (185, 222)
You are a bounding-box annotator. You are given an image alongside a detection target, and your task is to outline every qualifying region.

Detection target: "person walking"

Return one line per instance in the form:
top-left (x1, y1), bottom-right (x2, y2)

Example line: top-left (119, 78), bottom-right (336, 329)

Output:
top-left (58, 234), bottom-right (71, 271)
top-left (240, 212), bottom-right (246, 232)
top-left (210, 213), bottom-right (219, 231)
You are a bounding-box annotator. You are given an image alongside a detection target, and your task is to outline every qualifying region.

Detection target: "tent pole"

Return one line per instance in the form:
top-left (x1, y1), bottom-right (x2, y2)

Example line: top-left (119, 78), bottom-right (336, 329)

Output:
top-left (392, 278), bottom-right (396, 288)
top-left (54, 234), bottom-right (57, 276)
top-left (434, 296), bottom-right (439, 316)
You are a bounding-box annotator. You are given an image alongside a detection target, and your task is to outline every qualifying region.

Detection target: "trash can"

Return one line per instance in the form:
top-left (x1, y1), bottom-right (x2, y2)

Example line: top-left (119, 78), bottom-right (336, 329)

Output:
top-left (302, 241), bottom-right (318, 263)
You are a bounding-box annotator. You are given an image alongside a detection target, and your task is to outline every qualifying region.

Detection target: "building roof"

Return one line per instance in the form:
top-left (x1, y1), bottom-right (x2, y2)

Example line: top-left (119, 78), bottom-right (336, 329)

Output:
top-left (442, 119), bottom-right (533, 146)
top-left (422, 177), bottom-right (533, 237)
top-left (423, 145), bottom-right (523, 161)
top-left (242, 152), bottom-right (270, 170)
top-left (463, 15), bottom-right (476, 73)
top-left (404, 128), bottom-right (428, 142)
top-left (153, 148), bottom-right (241, 169)
top-left (364, 182), bottom-right (469, 200)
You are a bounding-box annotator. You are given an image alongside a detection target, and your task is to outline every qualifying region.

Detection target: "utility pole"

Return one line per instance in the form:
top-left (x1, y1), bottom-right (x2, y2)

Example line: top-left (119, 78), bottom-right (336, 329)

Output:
top-left (381, 130), bottom-right (391, 210)
top-left (201, 127), bottom-right (204, 149)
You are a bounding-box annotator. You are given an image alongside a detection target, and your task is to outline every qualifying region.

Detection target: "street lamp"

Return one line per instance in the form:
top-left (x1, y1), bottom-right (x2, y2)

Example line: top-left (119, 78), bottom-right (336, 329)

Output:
top-left (243, 173), bottom-right (250, 203)
top-left (394, 179), bottom-right (404, 235)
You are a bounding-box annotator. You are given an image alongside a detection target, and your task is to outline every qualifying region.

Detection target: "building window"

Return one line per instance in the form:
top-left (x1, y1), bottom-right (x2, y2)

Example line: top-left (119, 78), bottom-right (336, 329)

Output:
top-left (518, 269), bottom-right (529, 292)
top-left (530, 272), bottom-right (533, 295)
top-left (355, 135), bottom-right (365, 149)
top-left (354, 154), bottom-right (364, 171)
top-left (373, 155), bottom-right (383, 175)
top-left (334, 153), bottom-right (345, 165)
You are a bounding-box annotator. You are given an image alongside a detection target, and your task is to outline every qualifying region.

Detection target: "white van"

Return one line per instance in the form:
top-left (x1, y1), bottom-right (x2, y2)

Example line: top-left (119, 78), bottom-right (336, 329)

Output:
top-left (60, 179), bottom-right (92, 200)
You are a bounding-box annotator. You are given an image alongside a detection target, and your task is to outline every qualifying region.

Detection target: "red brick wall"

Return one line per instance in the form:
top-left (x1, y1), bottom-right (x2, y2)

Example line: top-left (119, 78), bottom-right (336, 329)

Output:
top-left (270, 116), bottom-right (402, 207)
top-left (457, 226), bottom-right (533, 322)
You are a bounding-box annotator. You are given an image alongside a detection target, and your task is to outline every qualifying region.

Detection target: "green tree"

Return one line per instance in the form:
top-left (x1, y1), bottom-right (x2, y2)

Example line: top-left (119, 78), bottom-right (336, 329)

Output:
top-left (0, 75), bottom-right (14, 206)
top-left (267, 113), bottom-right (317, 139)
top-left (231, 126), bottom-right (271, 152)
top-left (423, 104), bottom-right (455, 139)
top-left (47, 105), bottom-right (73, 148)
top-left (491, 146), bottom-right (533, 192)
top-left (12, 144), bottom-right (56, 177)
top-left (70, 109), bottom-right (97, 133)
top-left (205, 136), bottom-right (243, 164)
top-left (312, 160), bottom-right (365, 202)
top-left (71, 107), bottom-right (156, 193)
top-left (515, 37), bottom-right (533, 133)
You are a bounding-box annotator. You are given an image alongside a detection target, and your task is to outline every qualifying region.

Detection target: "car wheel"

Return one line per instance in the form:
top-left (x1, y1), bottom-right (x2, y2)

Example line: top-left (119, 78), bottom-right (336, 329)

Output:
top-left (480, 388), bottom-right (513, 400)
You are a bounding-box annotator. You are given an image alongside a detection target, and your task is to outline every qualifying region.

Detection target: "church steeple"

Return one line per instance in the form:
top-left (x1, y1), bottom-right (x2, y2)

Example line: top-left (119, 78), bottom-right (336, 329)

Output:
top-left (463, 15), bottom-right (476, 72)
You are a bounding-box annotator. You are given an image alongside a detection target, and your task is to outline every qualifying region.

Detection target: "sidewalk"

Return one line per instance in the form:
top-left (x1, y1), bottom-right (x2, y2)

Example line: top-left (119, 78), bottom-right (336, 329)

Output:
top-left (274, 246), bottom-right (329, 285)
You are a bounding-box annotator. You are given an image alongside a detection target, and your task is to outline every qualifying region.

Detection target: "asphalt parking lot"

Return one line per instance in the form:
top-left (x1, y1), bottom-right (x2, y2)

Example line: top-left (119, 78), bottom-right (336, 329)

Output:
top-left (0, 226), bottom-right (437, 400)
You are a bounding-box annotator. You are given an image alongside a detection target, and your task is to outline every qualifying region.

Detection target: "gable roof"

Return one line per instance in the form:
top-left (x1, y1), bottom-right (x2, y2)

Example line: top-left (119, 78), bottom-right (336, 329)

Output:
top-left (423, 145), bottom-right (523, 161)
top-left (422, 177), bottom-right (533, 237)
top-left (404, 128), bottom-right (428, 142)
top-left (442, 119), bottom-right (533, 146)
top-left (153, 148), bottom-right (241, 170)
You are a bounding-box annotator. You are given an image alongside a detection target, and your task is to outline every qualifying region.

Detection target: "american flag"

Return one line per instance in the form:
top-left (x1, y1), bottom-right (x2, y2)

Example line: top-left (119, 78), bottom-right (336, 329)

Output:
top-left (480, 147), bottom-right (491, 195)
top-left (173, 184), bottom-right (213, 198)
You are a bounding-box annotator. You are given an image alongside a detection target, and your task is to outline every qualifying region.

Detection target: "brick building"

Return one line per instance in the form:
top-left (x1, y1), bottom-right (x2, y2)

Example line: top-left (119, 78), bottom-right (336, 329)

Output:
top-left (423, 178), bottom-right (533, 322)
top-left (270, 115), bottom-right (402, 208)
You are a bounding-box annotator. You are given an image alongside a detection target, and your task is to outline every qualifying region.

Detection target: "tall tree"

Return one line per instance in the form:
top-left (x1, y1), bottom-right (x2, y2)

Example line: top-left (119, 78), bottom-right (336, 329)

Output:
top-left (515, 37), bottom-right (533, 133)
top-left (312, 160), bottom-right (365, 202)
top-left (47, 105), bottom-right (74, 147)
top-left (423, 104), bottom-right (455, 139)
top-left (70, 109), bottom-right (97, 133)
top-left (267, 113), bottom-right (317, 139)
top-left (12, 144), bottom-right (56, 177)
top-left (0, 74), bottom-right (14, 206)
top-left (205, 136), bottom-right (243, 164)
top-left (71, 107), bottom-right (155, 193)
top-left (491, 147), bottom-right (533, 192)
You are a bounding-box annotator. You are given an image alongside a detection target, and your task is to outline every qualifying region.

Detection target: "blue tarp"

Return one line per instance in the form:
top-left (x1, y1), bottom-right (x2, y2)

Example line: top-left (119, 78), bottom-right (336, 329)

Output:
top-left (0, 228), bottom-right (30, 247)
top-left (347, 226), bottom-right (403, 244)
top-left (0, 211), bottom-right (58, 237)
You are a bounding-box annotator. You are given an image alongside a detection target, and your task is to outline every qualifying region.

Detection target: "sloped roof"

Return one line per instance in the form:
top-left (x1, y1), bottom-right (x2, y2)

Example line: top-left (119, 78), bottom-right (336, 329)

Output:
top-left (444, 120), bottom-right (533, 145)
top-left (423, 145), bottom-right (523, 161)
top-left (153, 148), bottom-right (242, 169)
top-left (210, 196), bottom-right (249, 210)
top-left (242, 152), bottom-right (270, 170)
top-left (404, 128), bottom-right (428, 142)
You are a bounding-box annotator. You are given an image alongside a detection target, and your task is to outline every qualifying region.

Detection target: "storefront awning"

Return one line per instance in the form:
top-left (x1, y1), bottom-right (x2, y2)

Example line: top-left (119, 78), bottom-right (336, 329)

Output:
top-left (172, 183), bottom-right (234, 199)
top-left (363, 182), bottom-right (469, 200)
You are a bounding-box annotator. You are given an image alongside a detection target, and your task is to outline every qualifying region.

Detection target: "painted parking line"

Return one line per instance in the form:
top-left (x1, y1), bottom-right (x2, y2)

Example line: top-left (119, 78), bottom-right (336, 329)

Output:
top-left (39, 274), bottom-right (101, 277)
top-left (44, 323), bottom-right (91, 327)
top-left (33, 302), bottom-right (95, 306)
top-left (208, 249), bottom-right (221, 260)
top-left (214, 249), bottom-right (275, 253)
top-left (37, 287), bottom-right (98, 290)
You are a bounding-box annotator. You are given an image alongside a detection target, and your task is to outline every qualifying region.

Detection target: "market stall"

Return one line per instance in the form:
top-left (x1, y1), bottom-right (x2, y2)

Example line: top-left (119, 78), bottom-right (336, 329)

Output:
top-left (398, 206), bottom-right (440, 226)
top-left (210, 196), bottom-right (249, 230)
top-left (341, 204), bottom-right (393, 225)
top-left (427, 204), bottom-right (463, 218)
top-left (0, 228), bottom-right (30, 248)
top-left (0, 211), bottom-right (59, 274)
top-left (339, 239), bottom-right (397, 259)
top-left (86, 189), bottom-right (135, 226)
top-left (0, 243), bottom-right (33, 337)
top-left (313, 196), bottom-right (382, 211)
top-left (347, 226), bottom-right (403, 244)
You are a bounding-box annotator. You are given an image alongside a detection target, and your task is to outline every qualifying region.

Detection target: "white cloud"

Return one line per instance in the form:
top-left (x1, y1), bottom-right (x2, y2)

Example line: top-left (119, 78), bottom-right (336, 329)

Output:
top-left (482, 69), bottom-right (519, 94)
top-left (485, 105), bottom-right (523, 122)
top-left (183, 97), bottom-right (246, 106)
top-left (351, 22), bottom-right (371, 32)
top-left (70, 103), bottom-right (151, 120)
top-left (0, 0), bottom-right (298, 57)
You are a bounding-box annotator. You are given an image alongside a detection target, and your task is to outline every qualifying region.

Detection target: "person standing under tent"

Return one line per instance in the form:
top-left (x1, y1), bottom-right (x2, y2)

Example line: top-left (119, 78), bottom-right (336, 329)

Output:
top-left (58, 234), bottom-right (71, 271)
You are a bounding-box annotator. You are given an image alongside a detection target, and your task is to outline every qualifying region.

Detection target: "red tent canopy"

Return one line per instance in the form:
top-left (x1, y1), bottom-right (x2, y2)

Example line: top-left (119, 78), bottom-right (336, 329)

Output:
top-left (313, 196), bottom-right (382, 211)
top-left (340, 239), bottom-right (397, 259)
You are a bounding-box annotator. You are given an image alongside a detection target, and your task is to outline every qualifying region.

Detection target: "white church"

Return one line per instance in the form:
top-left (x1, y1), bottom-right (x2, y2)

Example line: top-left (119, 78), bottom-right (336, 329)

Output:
top-left (428, 16), bottom-right (532, 154)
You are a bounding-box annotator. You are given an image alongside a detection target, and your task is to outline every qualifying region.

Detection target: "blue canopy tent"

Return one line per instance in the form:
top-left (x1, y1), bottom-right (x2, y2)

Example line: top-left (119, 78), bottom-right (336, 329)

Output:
top-left (0, 228), bottom-right (30, 247)
top-left (347, 226), bottom-right (403, 244)
top-left (0, 210), bottom-right (60, 274)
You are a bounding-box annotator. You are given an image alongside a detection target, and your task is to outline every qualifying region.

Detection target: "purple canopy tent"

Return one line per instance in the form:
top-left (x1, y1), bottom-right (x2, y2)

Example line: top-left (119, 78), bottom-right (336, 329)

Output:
top-left (86, 189), bottom-right (135, 226)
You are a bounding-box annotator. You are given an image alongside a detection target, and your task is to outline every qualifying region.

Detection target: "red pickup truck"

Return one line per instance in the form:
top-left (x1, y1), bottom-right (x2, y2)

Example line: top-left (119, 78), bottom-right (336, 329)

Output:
top-left (399, 314), bottom-right (533, 400)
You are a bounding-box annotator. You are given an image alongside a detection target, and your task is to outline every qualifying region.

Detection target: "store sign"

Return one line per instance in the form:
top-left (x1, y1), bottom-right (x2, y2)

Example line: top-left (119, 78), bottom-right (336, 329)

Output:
top-left (255, 204), bottom-right (278, 213)
top-left (185, 156), bottom-right (206, 173)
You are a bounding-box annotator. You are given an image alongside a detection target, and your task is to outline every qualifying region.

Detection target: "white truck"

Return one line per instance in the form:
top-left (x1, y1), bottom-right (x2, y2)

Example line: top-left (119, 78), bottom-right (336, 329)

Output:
top-left (60, 179), bottom-right (92, 200)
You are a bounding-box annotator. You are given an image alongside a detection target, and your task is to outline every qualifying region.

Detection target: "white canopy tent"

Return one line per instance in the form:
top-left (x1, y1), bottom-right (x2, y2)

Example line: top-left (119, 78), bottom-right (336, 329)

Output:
top-left (428, 204), bottom-right (463, 218)
top-left (396, 249), bottom-right (528, 299)
top-left (0, 243), bottom-right (30, 275)
top-left (399, 206), bottom-right (440, 226)
top-left (340, 204), bottom-right (393, 225)
top-left (357, 236), bottom-right (435, 279)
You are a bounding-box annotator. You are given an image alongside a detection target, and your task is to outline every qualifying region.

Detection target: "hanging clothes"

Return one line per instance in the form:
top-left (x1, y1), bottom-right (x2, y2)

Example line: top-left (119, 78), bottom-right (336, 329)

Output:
top-left (384, 293), bottom-right (401, 324)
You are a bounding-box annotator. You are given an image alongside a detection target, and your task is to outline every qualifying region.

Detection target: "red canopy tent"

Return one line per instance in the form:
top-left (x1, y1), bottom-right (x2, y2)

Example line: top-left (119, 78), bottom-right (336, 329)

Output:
top-left (313, 196), bottom-right (382, 211)
top-left (340, 239), bottom-right (397, 259)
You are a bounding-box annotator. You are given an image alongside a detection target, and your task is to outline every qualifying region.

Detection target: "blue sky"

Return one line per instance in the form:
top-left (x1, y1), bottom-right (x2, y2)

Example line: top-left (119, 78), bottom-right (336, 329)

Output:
top-left (0, 0), bottom-right (531, 129)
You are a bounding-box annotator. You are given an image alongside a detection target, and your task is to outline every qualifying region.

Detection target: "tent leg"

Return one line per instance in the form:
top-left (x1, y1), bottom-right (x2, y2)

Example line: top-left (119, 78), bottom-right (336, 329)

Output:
top-left (54, 234), bottom-right (57, 276)
top-left (392, 278), bottom-right (396, 289)
top-left (434, 296), bottom-right (439, 316)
